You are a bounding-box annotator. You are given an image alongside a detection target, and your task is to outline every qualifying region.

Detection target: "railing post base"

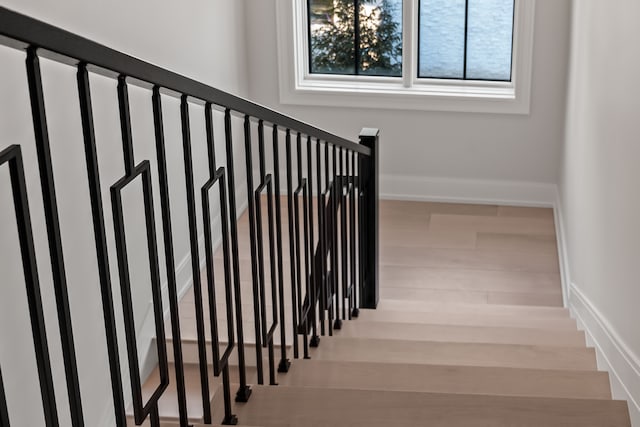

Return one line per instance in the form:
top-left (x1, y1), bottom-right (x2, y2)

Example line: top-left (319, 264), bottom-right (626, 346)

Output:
top-left (359, 128), bottom-right (380, 309)
top-left (333, 319), bottom-right (343, 330)
top-left (235, 385), bottom-right (252, 403)
top-left (310, 335), bottom-right (321, 347)
top-left (222, 414), bottom-right (239, 425)
top-left (351, 308), bottom-right (360, 318)
top-left (278, 358), bottom-right (291, 373)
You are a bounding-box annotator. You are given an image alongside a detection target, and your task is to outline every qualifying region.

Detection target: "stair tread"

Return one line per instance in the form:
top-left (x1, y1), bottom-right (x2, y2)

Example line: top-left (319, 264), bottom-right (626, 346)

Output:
top-left (337, 320), bottom-right (586, 347)
top-left (277, 359), bottom-right (611, 400)
top-left (376, 298), bottom-right (570, 317)
top-left (138, 363), bottom-right (258, 423)
top-left (230, 385), bottom-right (631, 427)
top-left (357, 307), bottom-right (578, 329)
top-left (309, 336), bottom-right (597, 371)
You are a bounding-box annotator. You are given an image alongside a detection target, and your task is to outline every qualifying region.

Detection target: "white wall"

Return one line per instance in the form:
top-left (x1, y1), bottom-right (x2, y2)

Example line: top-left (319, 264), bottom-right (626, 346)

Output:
top-left (559, 1), bottom-right (640, 424)
top-left (244, 0), bottom-right (572, 205)
top-left (0, 1), bottom-right (249, 426)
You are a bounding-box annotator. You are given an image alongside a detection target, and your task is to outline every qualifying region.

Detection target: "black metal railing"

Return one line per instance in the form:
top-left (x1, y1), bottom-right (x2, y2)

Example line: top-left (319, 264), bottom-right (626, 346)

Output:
top-left (0, 6), bottom-right (378, 427)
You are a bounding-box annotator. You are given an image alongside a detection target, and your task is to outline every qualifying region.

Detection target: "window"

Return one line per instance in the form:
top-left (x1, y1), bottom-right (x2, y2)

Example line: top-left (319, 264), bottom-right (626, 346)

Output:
top-left (276, 0), bottom-right (536, 114)
top-left (308, 0), bottom-right (403, 77)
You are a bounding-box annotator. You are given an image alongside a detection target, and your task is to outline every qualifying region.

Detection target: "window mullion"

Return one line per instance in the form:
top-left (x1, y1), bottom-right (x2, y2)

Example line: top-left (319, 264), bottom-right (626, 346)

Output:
top-left (463, 0), bottom-right (469, 79)
top-left (403, 0), bottom-right (415, 87)
top-left (354, 0), bottom-right (360, 75)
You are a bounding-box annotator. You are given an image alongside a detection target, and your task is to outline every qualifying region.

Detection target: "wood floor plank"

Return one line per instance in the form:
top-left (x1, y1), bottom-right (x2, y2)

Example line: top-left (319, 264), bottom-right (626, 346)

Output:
top-left (278, 360), bottom-right (612, 400)
top-left (429, 213), bottom-right (556, 235)
top-left (337, 321), bottom-right (585, 347)
top-left (497, 206), bottom-right (555, 219)
top-left (230, 386), bottom-right (631, 427)
top-left (380, 266), bottom-right (562, 293)
top-left (375, 299), bottom-right (570, 317)
top-left (380, 287), bottom-right (563, 307)
top-left (380, 245), bottom-right (560, 273)
top-left (475, 232), bottom-right (558, 254)
top-left (310, 337), bottom-right (597, 371)
top-left (357, 308), bottom-right (578, 330)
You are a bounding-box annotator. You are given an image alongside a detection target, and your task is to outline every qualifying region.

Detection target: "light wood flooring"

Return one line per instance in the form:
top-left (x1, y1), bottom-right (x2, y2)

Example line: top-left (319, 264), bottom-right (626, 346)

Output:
top-left (136, 200), bottom-right (631, 426)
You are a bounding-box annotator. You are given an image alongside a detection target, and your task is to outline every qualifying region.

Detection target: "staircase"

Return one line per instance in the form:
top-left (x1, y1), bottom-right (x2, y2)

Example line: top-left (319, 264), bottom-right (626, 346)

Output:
top-left (0, 8), bottom-right (632, 427)
top-left (140, 201), bottom-right (631, 426)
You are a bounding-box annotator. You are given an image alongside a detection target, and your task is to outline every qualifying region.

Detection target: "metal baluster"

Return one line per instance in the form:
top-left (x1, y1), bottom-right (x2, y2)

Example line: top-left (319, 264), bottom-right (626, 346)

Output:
top-left (224, 109), bottom-right (252, 402)
top-left (324, 143), bottom-right (334, 336)
top-left (151, 87), bottom-right (189, 426)
top-left (350, 150), bottom-right (359, 318)
top-left (295, 135), bottom-right (310, 359)
top-left (77, 63), bottom-right (126, 426)
top-left (113, 77), bottom-right (168, 427)
top-left (315, 142), bottom-right (326, 337)
top-left (25, 47), bottom-right (84, 427)
top-left (340, 148), bottom-right (348, 322)
top-left (266, 124), bottom-right (291, 372)
top-left (291, 133), bottom-right (307, 357)
top-left (0, 145), bottom-right (59, 427)
top-left (332, 145), bottom-right (341, 330)
top-left (271, 125), bottom-right (293, 368)
top-left (202, 103), bottom-right (238, 425)
top-left (308, 138), bottom-right (320, 347)
top-left (243, 115), bottom-right (265, 385)
top-left (254, 171), bottom-right (279, 385)
top-left (180, 96), bottom-right (212, 423)
top-left (284, 129), bottom-right (300, 359)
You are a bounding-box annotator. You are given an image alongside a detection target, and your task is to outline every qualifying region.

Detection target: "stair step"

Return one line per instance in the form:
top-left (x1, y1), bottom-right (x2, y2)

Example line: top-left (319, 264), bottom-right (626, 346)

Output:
top-left (136, 364), bottom-right (258, 424)
top-left (230, 385), bottom-right (631, 427)
top-left (376, 299), bottom-right (570, 317)
top-left (277, 359), bottom-right (611, 400)
top-left (309, 337), bottom-right (597, 371)
top-left (337, 320), bottom-right (586, 347)
top-left (358, 308), bottom-right (578, 330)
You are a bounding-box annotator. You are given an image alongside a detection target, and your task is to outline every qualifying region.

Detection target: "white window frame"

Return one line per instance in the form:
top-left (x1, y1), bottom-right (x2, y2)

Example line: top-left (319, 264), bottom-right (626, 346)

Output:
top-left (276, 0), bottom-right (535, 114)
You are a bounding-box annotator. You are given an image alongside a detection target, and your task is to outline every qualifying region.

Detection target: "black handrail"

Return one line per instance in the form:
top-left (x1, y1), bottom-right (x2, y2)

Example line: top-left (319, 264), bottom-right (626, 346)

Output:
top-left (0, 7), bottom-right (370, 157)
top-left (0, 6), bottom-right (379, 427)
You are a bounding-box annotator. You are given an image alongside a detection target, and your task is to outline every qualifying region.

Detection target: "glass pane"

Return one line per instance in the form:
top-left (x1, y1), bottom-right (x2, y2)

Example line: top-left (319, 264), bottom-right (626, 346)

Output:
top-left (358, 0), bottom-right (403, 77)
top-left (466, 0), bottom-right (514, 81)
top-left (309, 0), bottom-right (356, 75)
top-left (418, 0), bottom-right (466, 79)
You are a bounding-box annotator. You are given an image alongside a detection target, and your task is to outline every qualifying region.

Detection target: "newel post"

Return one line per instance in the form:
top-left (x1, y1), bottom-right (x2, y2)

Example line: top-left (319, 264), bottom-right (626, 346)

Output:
top-left (359, 128), bottom-right (379, 309)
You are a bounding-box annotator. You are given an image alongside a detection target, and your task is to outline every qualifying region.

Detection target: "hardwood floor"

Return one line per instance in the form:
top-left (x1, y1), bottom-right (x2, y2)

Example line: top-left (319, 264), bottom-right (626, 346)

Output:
top-left (138, 200), bottom-right (631, 426)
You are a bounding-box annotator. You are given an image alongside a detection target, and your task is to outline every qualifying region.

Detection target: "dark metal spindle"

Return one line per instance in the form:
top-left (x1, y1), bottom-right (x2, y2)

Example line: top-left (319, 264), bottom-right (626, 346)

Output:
top-left (180, 95), bottom-right (213, 423)
top-left (77, 63), bottom-right (126, 426)
top-left (285, 130), bottom-right (300, 359)
top-left (223, 109), bottom-right (252, 403)
top-left (202, 103), bottom-right (238, 425)
top-left (271, 125), bottom-right (293, 369)
top-left (1, 145), bottom-right (59, 427)
top-left (110, 161), bottom-right (169, 427)
top-left (243, 115), bottom-right (265, 385)
top-left (307, 137), bottom-right (320, 347)
top-left (315, 142), bottom-right (326, 338)
top-left (25, 47), bottom-right (85, 427)
top-left (331, 145), bottom-right (341, 330)
top-left (324, 142), bottom-right (334, 336)
top-left (294, 134), bottom-right (310, 358)
top-left (263, 124), bottom-right (290, 372)
top-left (151, 87), bottom-right (189, 426)
top-left (350, 150), bottom-right (359, 318)
top-left (340, 148), bottom-right (348, 322)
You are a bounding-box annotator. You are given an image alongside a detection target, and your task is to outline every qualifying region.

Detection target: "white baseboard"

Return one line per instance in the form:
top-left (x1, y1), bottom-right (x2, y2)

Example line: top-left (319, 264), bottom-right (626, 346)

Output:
top-left (380, 174), bottom-right (557, 207)
top-left (569, 283), bottom-right (640, 426)
top-left (552, 190), bottom-right (570, 308)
